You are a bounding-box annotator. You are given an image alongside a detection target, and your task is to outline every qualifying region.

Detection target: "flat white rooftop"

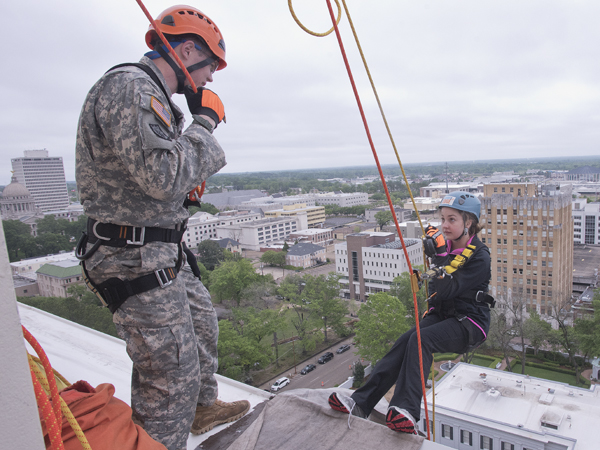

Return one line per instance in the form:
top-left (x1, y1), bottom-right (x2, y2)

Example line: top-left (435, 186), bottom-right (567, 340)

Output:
top-left (427, 362), bottom-right (598, 450)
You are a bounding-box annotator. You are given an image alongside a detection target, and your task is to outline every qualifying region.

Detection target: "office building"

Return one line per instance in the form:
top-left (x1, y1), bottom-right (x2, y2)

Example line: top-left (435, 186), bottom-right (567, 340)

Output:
top-left (335, 232), bottom-right (423, 301)
top-left (481, 183), bottom-right (573, 316)
top-left (36, 258), bottom-right (83, 298)
top-left (572, 199), bottom-right (600, 245)
top-left (216, 217), bottom-right (300, 251)
top-left (11, 149), bottom-right (69, 212)
top-left (183, 210), bottom-right (263, 248)
top-left (288, 228), bottom-right (333, 246)
top-left (264, 203), bottom-right (325, 228)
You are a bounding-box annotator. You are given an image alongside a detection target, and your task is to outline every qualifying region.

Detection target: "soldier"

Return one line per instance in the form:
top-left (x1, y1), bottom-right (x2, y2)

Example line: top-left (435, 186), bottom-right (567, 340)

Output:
top-left (75, 5), bottom-right (249, 450)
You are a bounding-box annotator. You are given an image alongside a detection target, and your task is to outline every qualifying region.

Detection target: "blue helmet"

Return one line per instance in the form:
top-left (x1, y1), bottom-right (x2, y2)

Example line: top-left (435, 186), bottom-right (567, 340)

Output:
top-left (438, 191), bottom-right (481, 220)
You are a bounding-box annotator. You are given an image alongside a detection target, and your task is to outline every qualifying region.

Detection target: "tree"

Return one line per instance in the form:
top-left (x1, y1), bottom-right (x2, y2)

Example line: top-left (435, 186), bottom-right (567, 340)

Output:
top-left (354, 292), bottom-right (409, 365)
top-left (239, 280), bottom-right (275, 309)
top-left (487, 310), bottom-right (516, 370)
top-left (548, 292), bottom-right (584, 384)
top-left (374, 210), bottom-right (393, 230)
top-left (352, 361), bottom-right (365, 388)
top-left (390, 266), bottom-right (426, 321)
top-left (197, 239), bottom-right (224, 270)
top-left (502, 294), bottom-right (528, 374)
top-left (523, 309), bottom-right (553, 356)
top-left (3, 220), bottom-right (37, 261)
top-left (574, 296), bottom-right (600, 362)
top-left (209, 259), bottom-right (260, 304)
top-left (217, 319), bottom-right (271, 382)
top-left (36, 215), bottom-right (68, 235)
top-left (261, 250), bottom-right (286, 268)
top-left (277, 274), bottom-right (318, 354)
top-left (282, 241), bottom-right (290, 253)
top-left (303, 273), bottom-right (348, 343)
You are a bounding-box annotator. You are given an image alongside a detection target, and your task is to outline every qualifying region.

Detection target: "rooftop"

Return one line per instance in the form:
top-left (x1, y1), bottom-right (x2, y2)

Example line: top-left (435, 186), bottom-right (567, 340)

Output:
top-left (36, 259), bottom-right (81, 278)
top-left (287, 242), bottom-right (325, 256)
top-left (429, 363), bottom-right (599, 450)
top-left (375, 238), bottom-right (421, 249)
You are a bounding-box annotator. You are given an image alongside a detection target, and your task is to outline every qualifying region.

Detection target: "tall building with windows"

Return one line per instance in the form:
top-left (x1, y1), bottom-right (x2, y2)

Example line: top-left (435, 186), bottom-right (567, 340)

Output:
top-left (572, 199), bottom-right (600, 245)
top-left (335, 232), bottom-right (423, 301)
top-left (480, 183), bottom-right (573, 316)
top-left (11, 149), bottom-right (69, 212)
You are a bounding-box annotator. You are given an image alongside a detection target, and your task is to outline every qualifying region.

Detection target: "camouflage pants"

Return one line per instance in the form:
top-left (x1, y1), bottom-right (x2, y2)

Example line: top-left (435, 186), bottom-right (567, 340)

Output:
top-left (85, 241), bottom-right (219, 450)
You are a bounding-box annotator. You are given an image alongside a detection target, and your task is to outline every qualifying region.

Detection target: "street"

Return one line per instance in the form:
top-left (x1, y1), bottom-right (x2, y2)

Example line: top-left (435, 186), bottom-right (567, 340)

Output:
top-left (260, 337), bottom-right (370, 393)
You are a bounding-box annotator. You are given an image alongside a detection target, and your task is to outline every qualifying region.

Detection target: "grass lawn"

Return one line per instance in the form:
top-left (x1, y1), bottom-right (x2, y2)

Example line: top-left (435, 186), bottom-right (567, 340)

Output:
top-left (521, 366), bottom-right (589, 388)
top-left (470, 356), bottom-right (495, 368)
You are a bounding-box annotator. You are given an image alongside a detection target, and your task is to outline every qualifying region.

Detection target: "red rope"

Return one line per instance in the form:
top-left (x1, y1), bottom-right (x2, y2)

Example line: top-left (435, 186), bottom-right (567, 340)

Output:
top-left (135, 0), bottom-right (198, 93)
top-left (23, 325), bottom-right (65, 449)
top-left (23, 326), bottom-right (62, 427)
top-left (324, 0), bottom-right (431, 438)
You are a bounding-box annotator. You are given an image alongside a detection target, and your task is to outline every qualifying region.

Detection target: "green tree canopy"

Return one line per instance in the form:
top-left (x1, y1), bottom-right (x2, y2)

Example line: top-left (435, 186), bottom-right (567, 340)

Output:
top-left (303, 273), bottom-right (348, 342)
top-left (217, 319), bottom-right (271, 382)
top-left (374, 210), bottom-right (393, 230)
top-left (209, 259), bottom-right (260, 304)
top-left (261, 250), bottom-right (286, 268)
top-left (197, 239), bottom-right (225, 270)
top-left (355, 292), bottom-right (409, 365)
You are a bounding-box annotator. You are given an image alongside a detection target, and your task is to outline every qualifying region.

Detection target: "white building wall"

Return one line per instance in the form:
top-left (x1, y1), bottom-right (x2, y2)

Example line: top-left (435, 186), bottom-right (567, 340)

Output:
top-left (572, 199), bottom-right (600, 245)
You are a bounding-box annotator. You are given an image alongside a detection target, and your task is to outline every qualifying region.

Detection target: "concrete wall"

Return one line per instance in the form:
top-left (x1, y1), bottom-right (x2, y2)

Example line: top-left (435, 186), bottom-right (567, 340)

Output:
top-left (0, 221), bottom-right (45, 449)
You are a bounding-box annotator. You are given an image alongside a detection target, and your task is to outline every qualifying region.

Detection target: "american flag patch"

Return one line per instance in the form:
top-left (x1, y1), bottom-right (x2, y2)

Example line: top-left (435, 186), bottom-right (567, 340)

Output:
top-left (150, 97), bottom-right (171, 127)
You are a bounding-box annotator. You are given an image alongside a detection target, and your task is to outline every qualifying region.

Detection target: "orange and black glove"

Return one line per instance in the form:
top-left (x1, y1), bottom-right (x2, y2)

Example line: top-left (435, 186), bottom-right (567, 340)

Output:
top-left (184, 87), bottom-right (226, 127)
top-left (423, 225), bottom-right (448, 258)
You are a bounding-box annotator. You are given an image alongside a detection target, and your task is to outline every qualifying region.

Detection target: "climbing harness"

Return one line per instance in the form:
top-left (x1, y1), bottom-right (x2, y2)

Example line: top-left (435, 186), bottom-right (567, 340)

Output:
top-left (76, 219), bottom-right (188, 313)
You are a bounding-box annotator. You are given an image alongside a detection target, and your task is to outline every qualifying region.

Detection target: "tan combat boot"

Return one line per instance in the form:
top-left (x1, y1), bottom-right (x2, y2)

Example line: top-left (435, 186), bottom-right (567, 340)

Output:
top-left (191, 399), bottom-right (251, 435)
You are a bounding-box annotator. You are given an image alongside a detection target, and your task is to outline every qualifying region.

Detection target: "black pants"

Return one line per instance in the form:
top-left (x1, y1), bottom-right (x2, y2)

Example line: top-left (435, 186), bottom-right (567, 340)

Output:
top-left (351, 313), bottom-right (474, 422)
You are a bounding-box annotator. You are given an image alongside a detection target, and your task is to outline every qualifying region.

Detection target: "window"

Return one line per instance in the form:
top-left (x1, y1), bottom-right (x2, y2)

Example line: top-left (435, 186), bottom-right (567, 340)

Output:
top-left (461, 430), bottom-right (473, 446)
top-left (442, 424), bottom-right (453, 440)
top-left (480, 435), bottom-right (493, 450)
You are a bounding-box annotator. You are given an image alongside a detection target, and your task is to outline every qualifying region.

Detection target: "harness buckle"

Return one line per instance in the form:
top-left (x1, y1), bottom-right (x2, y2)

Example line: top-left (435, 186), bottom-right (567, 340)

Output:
top-left (127, 227), bottom-right (146, 246)
top-left (155, 268), bottom-right (173, 288)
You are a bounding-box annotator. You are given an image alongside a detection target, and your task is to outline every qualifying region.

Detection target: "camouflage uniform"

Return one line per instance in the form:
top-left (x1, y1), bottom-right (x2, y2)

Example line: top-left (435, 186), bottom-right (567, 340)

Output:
top-left (76, 57), bottom-right (225, 450)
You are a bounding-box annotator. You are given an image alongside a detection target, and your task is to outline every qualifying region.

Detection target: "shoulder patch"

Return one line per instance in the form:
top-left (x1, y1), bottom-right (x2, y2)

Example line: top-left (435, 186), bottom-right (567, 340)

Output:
top-left (150, 96), bottom-right (172, 127)
top-left (149, 123), bottom-right (172, 141)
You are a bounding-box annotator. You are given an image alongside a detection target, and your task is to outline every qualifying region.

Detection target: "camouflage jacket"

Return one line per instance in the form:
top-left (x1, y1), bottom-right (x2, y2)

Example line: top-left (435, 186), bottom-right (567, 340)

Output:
top-left (76, 56), bottom-right (226, 228)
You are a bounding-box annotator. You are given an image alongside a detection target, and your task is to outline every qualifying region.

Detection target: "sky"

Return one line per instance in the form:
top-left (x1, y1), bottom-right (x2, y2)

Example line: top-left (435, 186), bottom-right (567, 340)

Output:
top-left (2, 0), bottom-right (600, 185)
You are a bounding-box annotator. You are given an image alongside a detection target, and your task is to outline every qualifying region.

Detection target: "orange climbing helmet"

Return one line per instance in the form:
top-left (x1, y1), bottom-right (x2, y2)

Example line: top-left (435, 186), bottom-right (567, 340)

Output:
top-left (145, 5), bottom-right (227, 70)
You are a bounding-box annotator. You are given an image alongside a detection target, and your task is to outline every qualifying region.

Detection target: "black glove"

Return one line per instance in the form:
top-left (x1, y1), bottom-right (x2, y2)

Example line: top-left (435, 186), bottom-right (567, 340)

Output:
top-left (183, 86), bottom-right (226, 127)
top-left (423, 225), bottom-right (447, 258)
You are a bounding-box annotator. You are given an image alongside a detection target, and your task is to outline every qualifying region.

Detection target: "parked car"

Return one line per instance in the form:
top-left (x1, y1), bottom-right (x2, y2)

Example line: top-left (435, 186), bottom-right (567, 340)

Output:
top-left (318, 352), bottom-right (334, 364)
top-left (336, 344), bottom-right (351, 354)
top-left (271, 377), bottom-right (290, 392)
top-left (300, 364), bottom-right (316, 375)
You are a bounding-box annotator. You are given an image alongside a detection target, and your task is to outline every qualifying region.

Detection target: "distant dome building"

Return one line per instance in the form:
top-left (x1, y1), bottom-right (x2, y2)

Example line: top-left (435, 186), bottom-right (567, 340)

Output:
top-left (1, 174), bottom-right (43, 227)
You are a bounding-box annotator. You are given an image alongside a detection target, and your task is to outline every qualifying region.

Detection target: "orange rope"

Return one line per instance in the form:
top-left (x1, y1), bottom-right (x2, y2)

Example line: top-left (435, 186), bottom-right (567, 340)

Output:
top-left (23, 326), bottom-right (62, 427)
top-left (135, 0), bottom-right (198, 93)
top-left (324, 0), bottom-right (431, 438)
top-left (23, 325), bottom-right (65, 450)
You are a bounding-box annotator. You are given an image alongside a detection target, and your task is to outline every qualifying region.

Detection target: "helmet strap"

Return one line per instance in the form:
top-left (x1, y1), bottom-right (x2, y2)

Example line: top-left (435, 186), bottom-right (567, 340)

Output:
top-left (153, 44), bottom-right (217, 94)
top-left (154, 44), bottom-right (187, 94)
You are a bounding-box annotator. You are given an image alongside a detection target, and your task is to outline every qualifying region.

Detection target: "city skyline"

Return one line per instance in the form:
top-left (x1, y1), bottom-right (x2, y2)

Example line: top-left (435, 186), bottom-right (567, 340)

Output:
top-left (3, 1), bottom-right (600, 186)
